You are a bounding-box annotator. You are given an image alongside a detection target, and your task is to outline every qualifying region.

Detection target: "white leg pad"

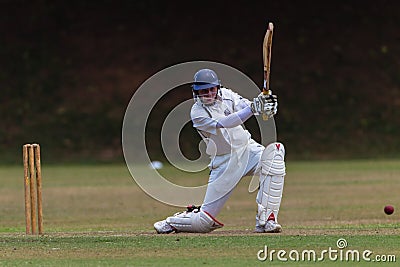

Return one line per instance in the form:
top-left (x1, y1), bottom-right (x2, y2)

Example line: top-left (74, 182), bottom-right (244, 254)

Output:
top-left (259, 142), bottom-right (286, 176)
top-left (166, 210), bottom-right (223, 233)
top-left (257, 175), bottom-right (285, 226)
top-left (256, 142), bottom-right (286, 226)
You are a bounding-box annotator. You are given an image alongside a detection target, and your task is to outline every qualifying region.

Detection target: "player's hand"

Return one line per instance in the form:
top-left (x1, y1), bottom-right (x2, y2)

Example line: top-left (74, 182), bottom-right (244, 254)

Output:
top-left (266, 95), bottom-right (278, 118)
top-left (258, 92), bottom-right (277, 103)
top-left (251, 94), bottom-right (278, 118)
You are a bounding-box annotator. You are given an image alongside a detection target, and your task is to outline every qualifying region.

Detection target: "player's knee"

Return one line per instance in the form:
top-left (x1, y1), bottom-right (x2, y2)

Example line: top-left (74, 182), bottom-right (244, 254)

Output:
top-left (261, 142), bottom-right (286, 176)
top-left (264, 142), bottom-right (285, 158)
top-left (194, 211), bottom-right (223, 233)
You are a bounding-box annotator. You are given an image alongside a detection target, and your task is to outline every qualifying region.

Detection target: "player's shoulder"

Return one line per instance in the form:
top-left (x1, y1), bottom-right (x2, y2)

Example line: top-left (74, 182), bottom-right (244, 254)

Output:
top-left (191, 102), bottom-right (208, 117)
top-left (220, 86), bottom-right (233, 95)
top-left (220, 87), bottom-right (238, 101)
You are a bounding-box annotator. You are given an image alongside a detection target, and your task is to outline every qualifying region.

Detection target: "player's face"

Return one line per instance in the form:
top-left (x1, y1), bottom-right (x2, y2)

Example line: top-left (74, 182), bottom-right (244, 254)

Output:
top-left (198, 86), bottom-right (218, 105)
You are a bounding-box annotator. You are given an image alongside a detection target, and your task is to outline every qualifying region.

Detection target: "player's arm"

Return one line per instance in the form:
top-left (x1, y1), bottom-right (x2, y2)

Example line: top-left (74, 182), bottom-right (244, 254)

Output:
top-left (192, 106), bottom-right (252, 131)
top-left (212, 88), bottom-right (254, 128)
top-left (192, 97), bottom-right (276, 131)
top-left (216, 106), bottom-right (253, 128)
top-left (215, 92), bottom-right (280, 129)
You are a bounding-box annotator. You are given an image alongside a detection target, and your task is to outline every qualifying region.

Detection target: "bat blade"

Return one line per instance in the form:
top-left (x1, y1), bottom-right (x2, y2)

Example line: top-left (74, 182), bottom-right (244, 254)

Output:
top-left (263, 22), bottom-right (274, 95)
top-left (262, 22), bottom-right (274, 121)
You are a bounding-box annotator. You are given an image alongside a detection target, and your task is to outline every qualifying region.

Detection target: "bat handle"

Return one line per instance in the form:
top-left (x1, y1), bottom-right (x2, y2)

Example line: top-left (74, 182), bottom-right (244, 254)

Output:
top-left (263, 89), bottom-right (272, 95)
top-left (262, 79), bottom-right (271, 95)
top-left (262, 80), bottom-right (271, 120)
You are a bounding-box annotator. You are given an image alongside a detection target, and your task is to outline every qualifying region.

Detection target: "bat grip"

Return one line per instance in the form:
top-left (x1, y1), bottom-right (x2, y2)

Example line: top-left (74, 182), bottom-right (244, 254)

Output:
top-left (262, 79), bottom-right (272, 120)
top-left (263, 79), bottom-right (271, 95)
top-left (262, 90), bottom-right (271, 121)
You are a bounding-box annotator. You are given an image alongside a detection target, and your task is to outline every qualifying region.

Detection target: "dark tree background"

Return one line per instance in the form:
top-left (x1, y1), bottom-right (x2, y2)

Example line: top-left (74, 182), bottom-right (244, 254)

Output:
top-left (1, 1), bottom-right (399, 163)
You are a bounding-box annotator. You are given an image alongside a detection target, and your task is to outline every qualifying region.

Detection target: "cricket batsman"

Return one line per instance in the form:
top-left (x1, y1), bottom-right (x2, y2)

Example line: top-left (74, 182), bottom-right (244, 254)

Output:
top-left (154, 69), bottom-right (286, 233)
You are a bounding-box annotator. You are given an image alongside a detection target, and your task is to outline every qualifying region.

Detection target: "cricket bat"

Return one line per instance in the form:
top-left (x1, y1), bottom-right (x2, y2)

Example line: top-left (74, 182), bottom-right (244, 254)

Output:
top-left (262, 22), bottom-right (274, 121)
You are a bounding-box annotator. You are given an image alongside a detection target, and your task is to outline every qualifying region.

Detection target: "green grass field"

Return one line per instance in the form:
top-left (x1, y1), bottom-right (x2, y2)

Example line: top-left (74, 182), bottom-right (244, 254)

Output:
top-left (1, 160), bottom-right (399, 266)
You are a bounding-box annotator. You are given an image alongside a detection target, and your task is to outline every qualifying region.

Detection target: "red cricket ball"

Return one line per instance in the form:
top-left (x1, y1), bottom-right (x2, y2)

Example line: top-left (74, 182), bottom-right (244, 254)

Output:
top-left (384, 205), bottom-right (394, 215)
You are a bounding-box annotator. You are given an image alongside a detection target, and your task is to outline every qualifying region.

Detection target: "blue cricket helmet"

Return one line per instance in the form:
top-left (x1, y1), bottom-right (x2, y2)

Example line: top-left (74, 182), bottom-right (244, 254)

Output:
top-left (192, 69), bottom-right (221, 90)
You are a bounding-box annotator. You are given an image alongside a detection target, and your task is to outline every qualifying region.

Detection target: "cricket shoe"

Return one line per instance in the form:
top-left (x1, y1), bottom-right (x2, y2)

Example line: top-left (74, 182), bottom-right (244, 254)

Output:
top-left (264, 220), bottom-right (282, 233)
top-left (154, 220), bottom-right (175, 234)
top-left (255, 220), bottom-right (282, 233)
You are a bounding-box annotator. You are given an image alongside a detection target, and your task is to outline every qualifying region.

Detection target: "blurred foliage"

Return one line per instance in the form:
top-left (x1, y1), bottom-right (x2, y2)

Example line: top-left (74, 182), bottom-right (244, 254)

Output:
top-left (1, 1), bottom-right (399, 163)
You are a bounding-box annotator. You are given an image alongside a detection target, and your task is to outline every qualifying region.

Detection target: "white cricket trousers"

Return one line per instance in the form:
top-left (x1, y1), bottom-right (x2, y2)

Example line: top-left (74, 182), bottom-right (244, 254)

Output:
top-left (201, 143), bottom-right (264, 217)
